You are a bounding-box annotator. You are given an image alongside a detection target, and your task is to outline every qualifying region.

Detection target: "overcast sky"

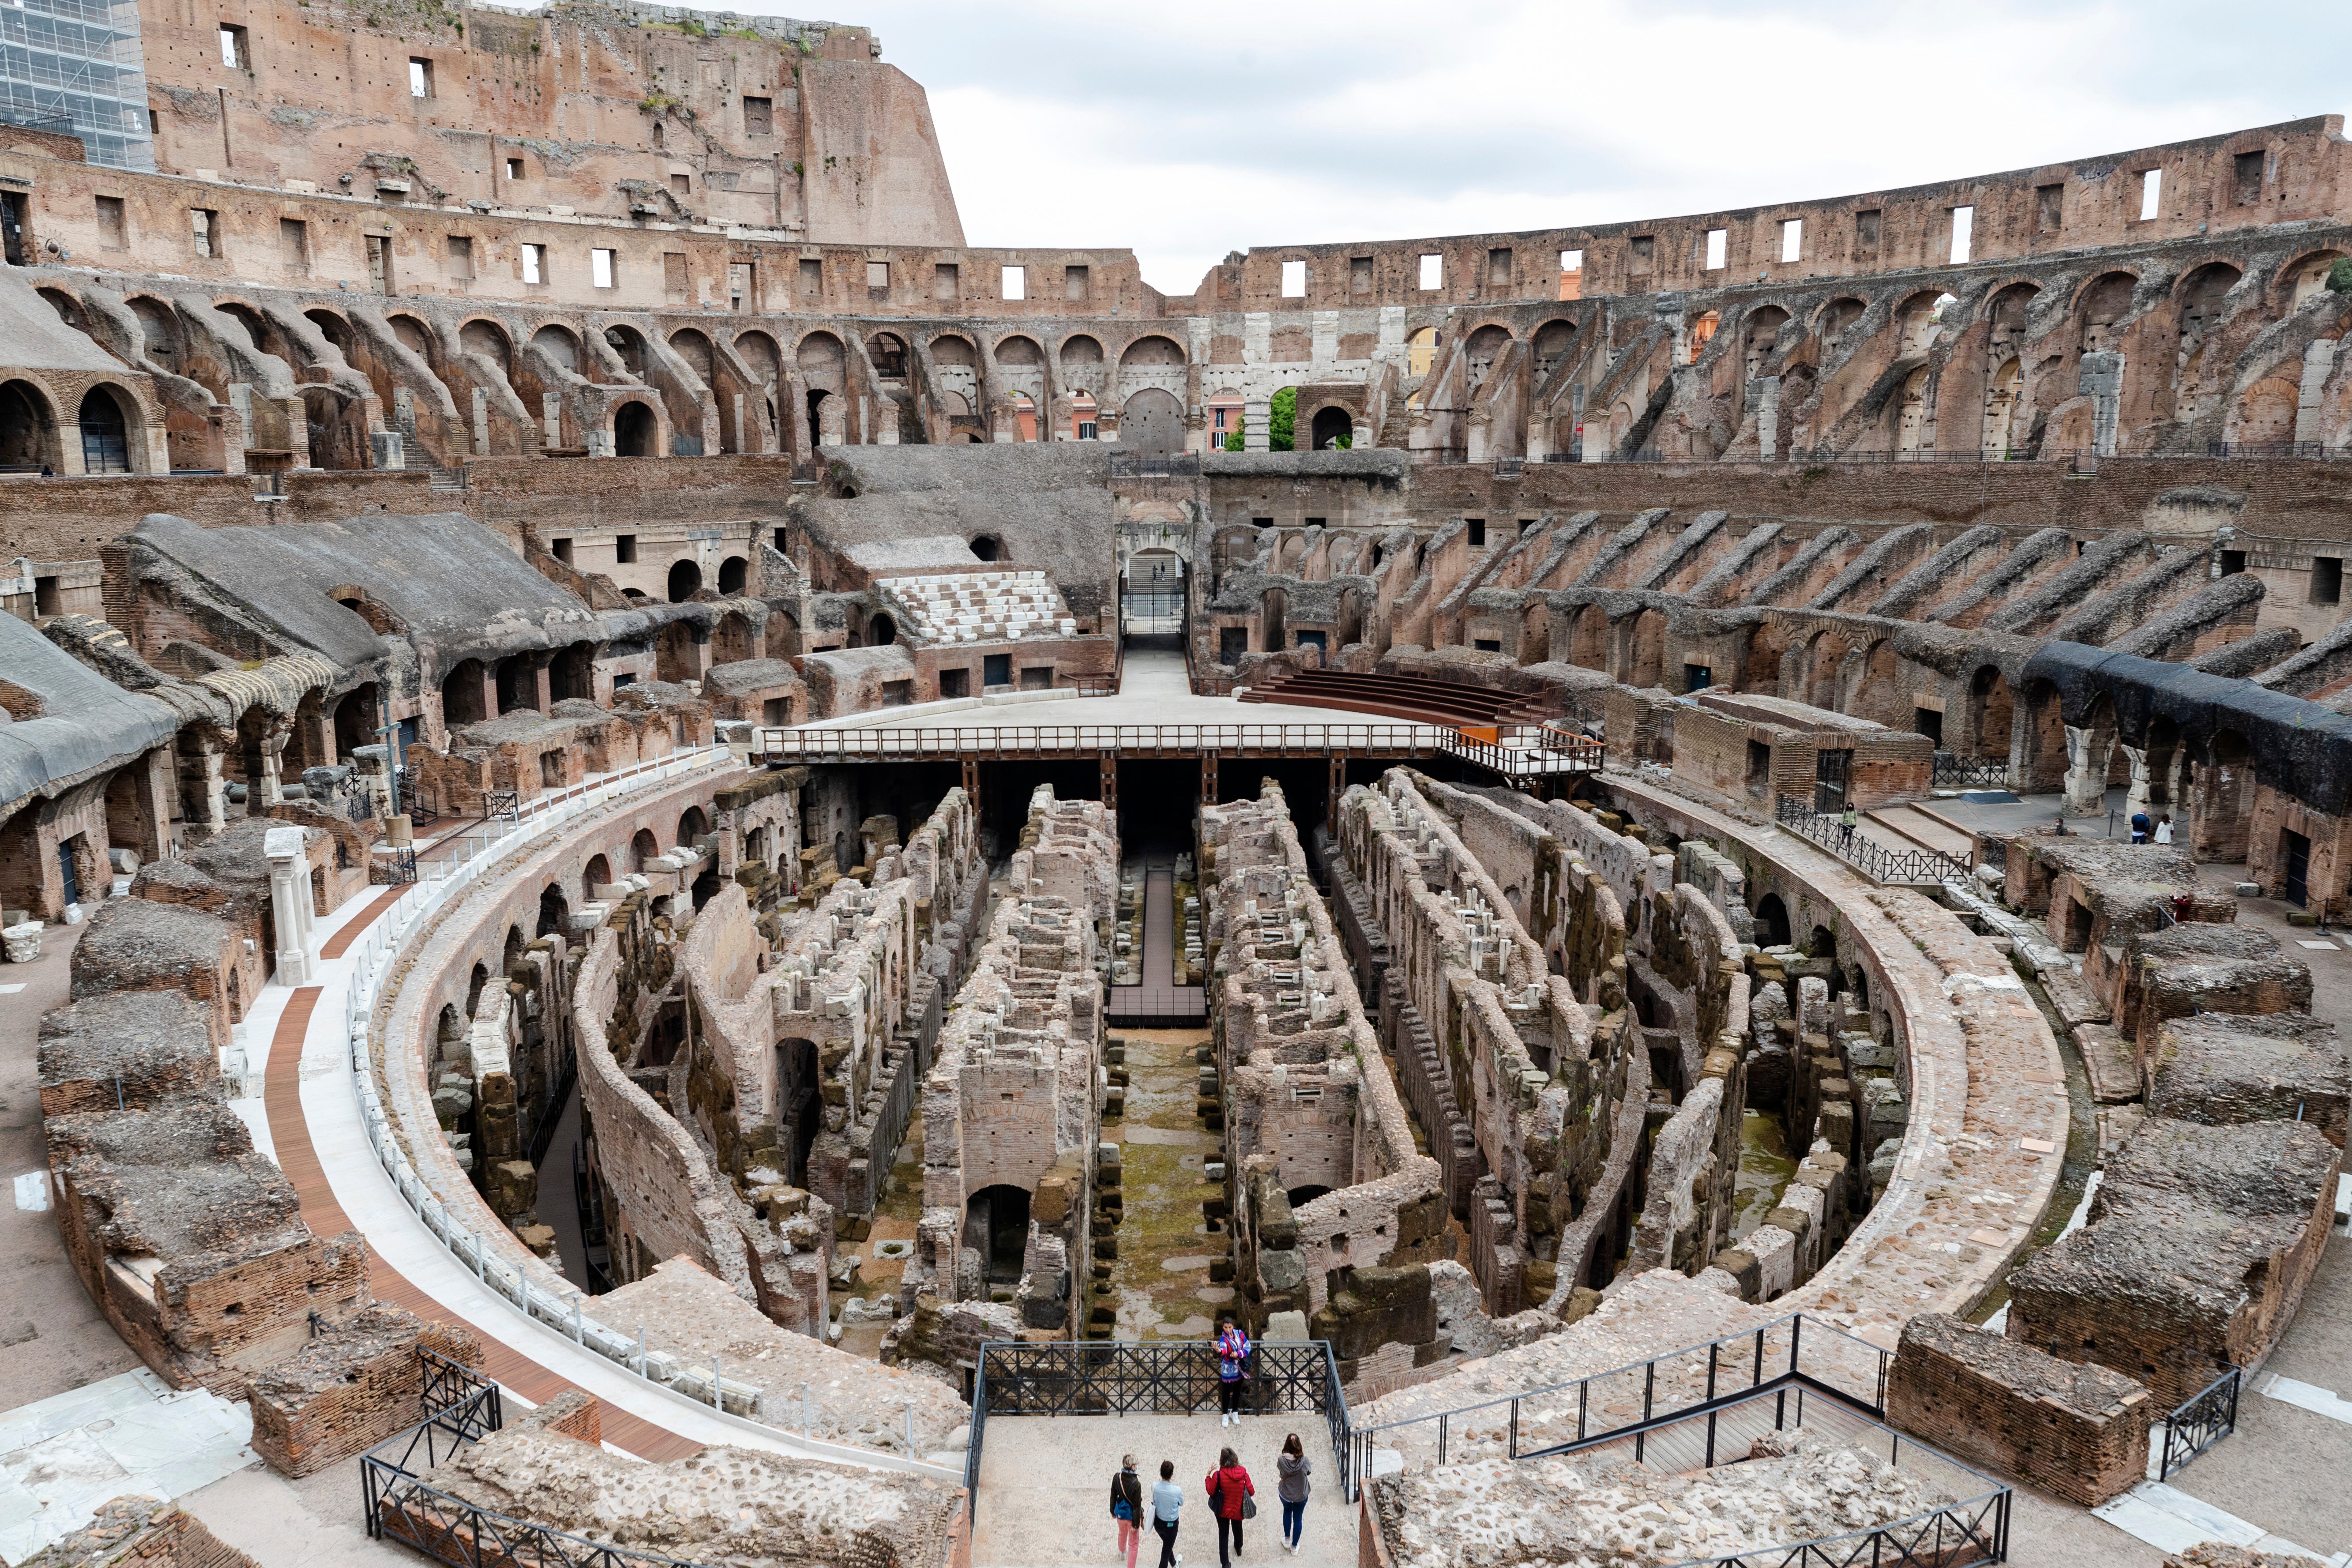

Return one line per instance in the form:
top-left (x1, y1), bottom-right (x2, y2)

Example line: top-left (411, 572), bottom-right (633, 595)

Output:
top-left (801, 0), bottom-right (2349, 295)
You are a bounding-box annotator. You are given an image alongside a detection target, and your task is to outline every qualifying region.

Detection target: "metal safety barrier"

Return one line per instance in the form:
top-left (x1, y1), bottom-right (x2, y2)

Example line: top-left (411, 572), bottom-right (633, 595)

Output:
top-left (2157, 1366), bottom-right (2240, 1481)
top-left (1933, 751), bottom-right (2013, 790)
top-left (1774, 794), bottom-right (1970, 885)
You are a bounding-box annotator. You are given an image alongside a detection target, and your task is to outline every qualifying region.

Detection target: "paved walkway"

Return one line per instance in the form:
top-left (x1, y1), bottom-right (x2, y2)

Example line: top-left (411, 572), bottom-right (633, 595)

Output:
top-left (1109, 855), bottom-right (1203, 1022)
top-left (975, 1412), bottom-right (1350, 1568)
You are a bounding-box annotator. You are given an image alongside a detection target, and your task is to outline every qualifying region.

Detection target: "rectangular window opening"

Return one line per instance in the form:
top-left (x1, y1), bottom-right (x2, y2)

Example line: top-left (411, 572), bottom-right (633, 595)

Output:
top-left (1950, 205), bottom-right (1975, 263)
top-left (408, 57), bottom-right (432, 98)
top-left (1684, 663), bottom-right (1712, 691)
top-left (800, 257), bottom-right (823, 296)
top-left (591, 248), bottom-right (615, 289)
top-left (741, 95), bottom-right (772, 135)
top-left (520, 242), bottom-right (545, 285)
top-left (1704, 227), bottom-right (1727, 270)
top-left (615, 534), bottom-right (637, 564)
top-left (1854, 210), bottom-right (1880, 256)
top-left (1487, 246), bottom-right (1512, 286)
top-left (218, 23), bottom-right (248, 69)
top-left (445, 234), bottom-right (472, 279)
top-left (1779, 218), bottom-right (1802, 263)
top-left (2024, 187), bottom-right (2057, 240)
top-left (2234, 150), bottom-right (2266, 205)
top-left (669, 172), bottom-right (690, 195)
top-left (505, 157), bottom-right (524, 180)
top-left (1280, 259), bottom-right (1306, 298)
top-left (1627, 235), bottom-right (1654, 272)
top-left (866, 259), bottom-right (890, 294)
top-left (1000, 263), bottom-right (1025, 300)
top-left (1465, 518), bottom-right (1486, 547)
top-left (2138, 169), bottom-right (2162, 221)
top-left (933, 262), bottom-right (958, 300)
top-left (2220, 549), bottom-right (2247, 576)
top-left (190, 207), bottom-right (218, 259)
top-left (1349, 256), bottom-right (1372, 295)
top-left (1418, 252), bottom-right (1442, 290)
top-left (1064, 263), bottom-right (1089, 301)
top-left (2312, 557), bottom-right (2341, 605)
top-left (279, 216), bottom-right (308, 270)
top-left (552, 538), bottom-right (572, 564)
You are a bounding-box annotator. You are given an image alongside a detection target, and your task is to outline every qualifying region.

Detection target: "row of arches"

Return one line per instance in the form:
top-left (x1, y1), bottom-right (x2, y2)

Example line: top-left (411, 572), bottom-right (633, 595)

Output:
top-left (0, 379), bottom-right (149, 475)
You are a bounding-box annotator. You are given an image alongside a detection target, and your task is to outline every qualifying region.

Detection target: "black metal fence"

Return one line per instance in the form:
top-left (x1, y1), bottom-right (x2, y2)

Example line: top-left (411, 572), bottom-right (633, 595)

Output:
top-left (364, 1350), bottom-right (710, 1567)
top-left (967, 1340), bottom-right (1349, 1518)
top-left (1775, 794), bottom-right (1969, 885)
top-left (1933, 752), bottom-right (2013, 790)
top-left (2157, 1366), bottom-right (2241, 1480)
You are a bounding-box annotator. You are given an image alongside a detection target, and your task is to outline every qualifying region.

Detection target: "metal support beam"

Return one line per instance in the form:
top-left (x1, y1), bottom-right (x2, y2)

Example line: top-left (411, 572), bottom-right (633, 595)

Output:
top-left (1201, 750), bottom-right (1218, 807)
top-left (961, 758), bottom-right (981, 820)
top-left (1328, 753), bottom-right (1347, 829)
top-left (1099, 753), bottom-right (1117, 814)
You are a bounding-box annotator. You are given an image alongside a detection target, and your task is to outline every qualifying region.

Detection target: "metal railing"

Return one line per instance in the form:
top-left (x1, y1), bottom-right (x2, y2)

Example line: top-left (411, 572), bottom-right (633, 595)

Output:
top-left (1933, 751), bottom-right (2013, 790)
top-left (1774, 794), bottom-right (1969, 885)
top-left (329, 742), bottom-right (962, 1481)
top-left (2157, 1366), bottom-right (2240, 1480)
top-left (966, 1341), bottom-right (1349, 1519)
top-left (758, 722), bottom-right (1447, 763)
top-left (364, 1349), bottom-right (711, 1567)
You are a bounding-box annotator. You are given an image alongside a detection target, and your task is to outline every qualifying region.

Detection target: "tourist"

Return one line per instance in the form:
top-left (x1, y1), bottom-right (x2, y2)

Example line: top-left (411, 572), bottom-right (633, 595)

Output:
top-left (2155, 815), bottom-right (2174, 845)
top-left (1276, 1432), bottom-right (1311, 1555)
top-left (1838, 803), bottom-right (1857, 850)
top-left (1205, 1445), bottom-right (1255, 1567)
top-left (1213, 1314), bottom-right (1250, 1425)
top-left (1111, 1453), bottom-right (1144, 1568)
top-left (1152, 1459), bottom-right (1184, 1568)
top-left (2130, 809), bottom-right (2151, 844)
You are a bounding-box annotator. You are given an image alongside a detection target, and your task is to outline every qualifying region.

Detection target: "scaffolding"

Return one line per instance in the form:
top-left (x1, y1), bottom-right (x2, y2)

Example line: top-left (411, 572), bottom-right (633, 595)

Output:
top-left (0, 0), bottom-right (155, 171)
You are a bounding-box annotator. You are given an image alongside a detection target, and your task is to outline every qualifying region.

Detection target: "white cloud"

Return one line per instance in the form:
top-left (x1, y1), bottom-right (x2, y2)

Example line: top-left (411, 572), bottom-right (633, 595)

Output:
top-left (774, 0), bottom-right (2347, 293)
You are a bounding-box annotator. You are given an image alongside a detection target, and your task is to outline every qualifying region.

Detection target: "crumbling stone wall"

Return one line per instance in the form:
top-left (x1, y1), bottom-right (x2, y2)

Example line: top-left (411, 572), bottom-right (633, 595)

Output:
top-left (1887, 1312), bottom-right (2151, 1507)
top-left (17, 1493), bottom-right (261, 1568)
top-left (908, 785), bottom-right (1110, 1332)
top-left (246, 1305), bottom-right (483, 1477)
top-left (2008, 1116), bottom-right (2341, 1403)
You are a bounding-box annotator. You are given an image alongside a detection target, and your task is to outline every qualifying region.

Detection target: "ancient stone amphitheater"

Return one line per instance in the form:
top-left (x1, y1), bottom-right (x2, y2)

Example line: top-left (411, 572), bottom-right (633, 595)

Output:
top-left (0, 4), bottom-right (2349, 1564)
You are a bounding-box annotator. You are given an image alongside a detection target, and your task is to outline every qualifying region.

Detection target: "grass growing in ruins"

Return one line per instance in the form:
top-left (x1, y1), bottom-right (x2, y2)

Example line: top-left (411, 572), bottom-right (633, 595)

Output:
top-left (1105, 1028), bottom-right (1225, 1339)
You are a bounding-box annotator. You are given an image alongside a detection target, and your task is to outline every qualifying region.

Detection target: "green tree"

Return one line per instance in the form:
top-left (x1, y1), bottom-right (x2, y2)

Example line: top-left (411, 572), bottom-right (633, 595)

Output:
top-left (1269, 387), bottom-right (1296, 451)
top-left (2329, 256), bottom-right (2352, 294)
top-left (1223, 421), bottom-right (1244, 451)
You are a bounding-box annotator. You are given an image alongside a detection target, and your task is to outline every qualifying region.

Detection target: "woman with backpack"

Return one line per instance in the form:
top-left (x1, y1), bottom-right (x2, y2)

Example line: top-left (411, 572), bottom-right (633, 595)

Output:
top-left (1275, 1432), bottom-right (1311, 1555)
top-left (1109, 1454), bottom-right (1144, 1568)
top-left (1212, 1314), bottom-right (1250, 1425)
top-left (1204, 1445), bottom-right (1255, 1568)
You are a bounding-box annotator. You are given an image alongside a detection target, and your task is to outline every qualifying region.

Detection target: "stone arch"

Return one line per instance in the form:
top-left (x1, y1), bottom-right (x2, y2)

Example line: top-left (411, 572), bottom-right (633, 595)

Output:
top-left (2019, 677), bottom-right (2067, 793)
top-left (931, 333), bottom-right (977, 368)
top-left (530, 322), bottom-right (580, 372)
top-left (1801, 629), bottom-right (1850, 710)
top-left (1744, 622), bottom-right (1788, 690)
top-left (440, 658), bottom-right (487, 728)
top-left (665, 558), bottom-right (703, 603)
top-left (1754, 893), bottom-right (1792, 949)
top-left (387, 312), bottom-right (440, 368)
top-left (1119, 334), bottom-right (1184, 368)
top-left (1059, 334), bottom-right (1104, 372)
top-left (331, 682), bottom-right (379, 757)
top-left (549, 639), bottom-right (596, 703)
top-left (76, 384), bottom-right (141, 474)
top-left (668, 327), bottom-right (715, 383)
top-left (969, 533), bottom-right (1002, 563)
top-left (1893, 291), bottom-right (1944, 359)
top-left (2281, 249), bottom-right (2348, 308)
top-left (613, 398), bottom-right (658, 458)
top-left (1568, 604), bottom-right (1607, 671)
top-left (603, 324), bottom-right (651, 380)
top-left (1741, 305), bottom-right (1790, 380)
top-left (733, 330), bottom-right (781, 385)
top-left (631, 827), bottom-right (661, 870)
top-left (866, 332), bottom-right (907, 380)
top-left (796, 330), bottom-right (846, 380)
top-left (536, 881), bottom-right (569, 937)
top-left (711, 609), bottom-right (754, 663)
top-left (458, 317), bottom-right (515, 379)
top-left (1119, 387), bottom-right (1184, 455)
top-left (717, 556), bottom-right (748, 595)
top-left (1532, 318), bottom-right (1578, 380)
top-left (1815, 297), bottom-right (1867, 354)
top-left (1853, 640), bottom-right (1902, 726)
top-left (0, 378), bottom-right (60, 470)
top-left (1465, 323), bottom-right (1513, 391)
top-left (995, 335), bottom-right (1043, 367)
top-left (1686, 311), bottom-right (1720, 365)
top-left (2231, 376), bottom-right (2302, 446)
top-left (1308, 405), bottom-right (1353, 451)
top-left (678, 805), bottom-right (709, 846)
top-left (2063, 691), bottom-right (2121, 816)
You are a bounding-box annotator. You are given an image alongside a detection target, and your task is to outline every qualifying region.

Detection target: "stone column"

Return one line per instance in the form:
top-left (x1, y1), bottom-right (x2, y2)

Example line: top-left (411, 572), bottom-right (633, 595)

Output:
top-left (264, 826), bottom-right (316, 987)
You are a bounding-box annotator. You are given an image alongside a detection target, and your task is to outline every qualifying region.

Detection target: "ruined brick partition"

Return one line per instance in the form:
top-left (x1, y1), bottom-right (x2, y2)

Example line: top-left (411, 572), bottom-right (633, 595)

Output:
top-left (246, 1308), bottom-right (483, 1477)
top-left (1886, 1312), bottom-right (2151, 1507)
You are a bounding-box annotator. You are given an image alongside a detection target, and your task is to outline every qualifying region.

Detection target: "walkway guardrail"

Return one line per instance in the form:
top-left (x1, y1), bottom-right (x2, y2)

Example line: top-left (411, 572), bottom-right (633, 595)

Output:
top-left (755, 722), bottom-right (1601, 782)
top-left (2157, 1366), bottom-right (2240, 1481)
top-left (1933, 751), bottom-right (2013, 790)
top-left (364, 1348), bottom-right (710, 1567)
top-left (330, 743), bottom-right (962, 1481)
top-left (1775, 794), bottom-right (1970, 885)
top-left (966, 1341), bottom-right (1349, 1521)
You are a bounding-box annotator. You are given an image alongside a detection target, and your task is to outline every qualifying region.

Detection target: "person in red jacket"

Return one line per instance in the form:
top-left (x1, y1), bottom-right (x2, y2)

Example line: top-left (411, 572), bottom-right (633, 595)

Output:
top-left (1204, 1446), bottom-right (1255, 1567)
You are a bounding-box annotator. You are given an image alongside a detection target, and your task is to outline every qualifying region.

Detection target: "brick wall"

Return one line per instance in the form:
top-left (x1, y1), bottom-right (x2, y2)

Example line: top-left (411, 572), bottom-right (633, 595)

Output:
top-left (247, 1306), bottom-right (483, 1477)
top-left (21, 1493), bottom-right (261, 1567)
top-left (1886, 1312), bottom-right (2151, 1506)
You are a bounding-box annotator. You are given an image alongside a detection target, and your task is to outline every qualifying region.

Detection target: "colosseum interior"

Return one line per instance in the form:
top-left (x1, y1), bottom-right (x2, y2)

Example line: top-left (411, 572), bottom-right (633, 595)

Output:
top-left (1, 3), bottom-right (2351, 1564)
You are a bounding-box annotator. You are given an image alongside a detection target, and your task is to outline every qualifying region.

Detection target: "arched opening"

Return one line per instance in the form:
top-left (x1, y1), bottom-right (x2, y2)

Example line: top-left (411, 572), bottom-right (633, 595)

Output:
top-left (1754, 894), bottom-right (1792, 949)
top-left (493, 654), bottom-right (537, 714)
top-left (2195, 729), bottom-right (2257, 863)
top-left (613, 401), bottom-right (656, 459)
top-left (440, 659), bottom-right (487, 728)
top-left (868, 612), bottom-right (895, 647)
top-left (549, 641), bottom-right (596, 703)
top-left (77, 387), bottom-right (132, 474)
top-left (678, 805), bottom-right (708, 846)
top-left (2077, 272), bottom-right (2138, 356)
top-left (2020, 678), bottom-right (2068, 792)
top-left (583, 854), bottom-right (611, 896)
top-left (1853, 642), bottom-right (1902, 726)
top-left (1310, 406), bottom-right (1353, 450)
top-left (965, 1184), bottom-right (1032, 1285)
top-left (1895, 367), bottom-right (1930, 452)
top-left (1741, 306), bottom-right (1789, 381)
top-left (1532, 318), bottom-right (1578, 381)
top-left (536, 883), bottom-right (569, 938)
top-left (1806, 925), bottom-right (1837, 963)
top-left (2234, 377), bottom-right (2301, 446)
top-left (1982, 358), bottom-right (2021, 457)
top-left (0, 380), bottom-right (57, 470)
top-left (1286, 1185), bottom-right (1334, 1208)
top-left (1568, 605), bottom-right (1607, 671)
top-left (969, 534), bottom-right (1001, 563)
top-left (1686, 311), bottom-right (1720, 365)
top-left (466, 961), bottom-right (491, 1015)
top-left (1464, 325), bottom-right (1512, 393)
top-left (867, 333), bottom-right (907, 380)
top-left (710, 611), bottom-right (753, 664)
top-left (667, 558), bottom-right (703, 603)
top-left (631, 828), bottom-right (661, 871)
top-left (1118, 387), bottom-right (1184, 455)
top-left (689, 866), bottom-right (721, 910)
top-left (501, 923), bottom-right (524, 976)
top-left (717, 555), bottom-right (748, 595)
top-left (1802, 631), bottom-right (1850, 711)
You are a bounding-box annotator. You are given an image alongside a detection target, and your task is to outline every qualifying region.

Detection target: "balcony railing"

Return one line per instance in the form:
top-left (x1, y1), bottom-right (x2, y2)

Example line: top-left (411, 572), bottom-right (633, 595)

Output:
top-left (1775, 794), bottom-right (1969, 885)
top-left (1933, 751), bottom-right (2013, 790)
